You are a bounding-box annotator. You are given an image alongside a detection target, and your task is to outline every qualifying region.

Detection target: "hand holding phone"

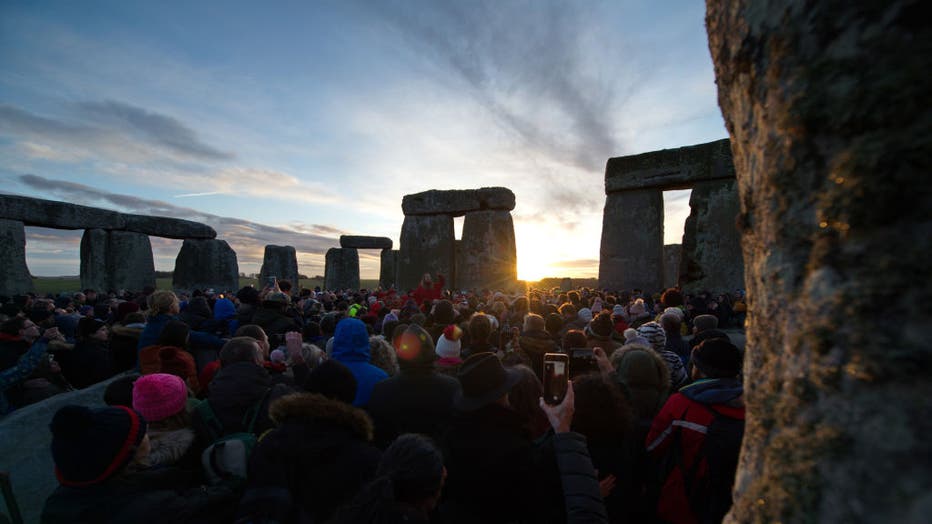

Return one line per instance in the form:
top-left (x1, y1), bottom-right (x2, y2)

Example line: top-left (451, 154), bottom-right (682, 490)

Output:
top-left (539, 376), bottom-right (574, 433)
top-left (542, 353), bottom-right (569, 405)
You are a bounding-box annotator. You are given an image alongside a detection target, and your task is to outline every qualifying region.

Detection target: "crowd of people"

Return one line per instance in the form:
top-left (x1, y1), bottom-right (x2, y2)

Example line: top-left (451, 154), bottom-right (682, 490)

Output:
top-left (0, 274), bottom-right (747, 523)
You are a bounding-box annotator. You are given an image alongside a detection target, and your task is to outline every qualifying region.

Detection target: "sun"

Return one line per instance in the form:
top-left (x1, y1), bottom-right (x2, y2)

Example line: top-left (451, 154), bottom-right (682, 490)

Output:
top-left (518, 256), bottom-right (552, 282)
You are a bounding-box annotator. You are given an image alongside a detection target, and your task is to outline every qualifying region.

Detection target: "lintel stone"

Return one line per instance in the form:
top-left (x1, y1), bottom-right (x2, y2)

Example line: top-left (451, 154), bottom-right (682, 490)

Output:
top-left (402, 187), bottom-right (515, 216)
top-left (340, 235), bottom-right (393, 250)
top-left (605, 139), bottom-right (734, 193)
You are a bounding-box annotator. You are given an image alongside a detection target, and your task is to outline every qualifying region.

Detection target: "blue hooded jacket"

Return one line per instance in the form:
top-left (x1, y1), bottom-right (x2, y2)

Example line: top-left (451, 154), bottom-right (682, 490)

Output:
top-left (330, 318), bottom-right (387, 407)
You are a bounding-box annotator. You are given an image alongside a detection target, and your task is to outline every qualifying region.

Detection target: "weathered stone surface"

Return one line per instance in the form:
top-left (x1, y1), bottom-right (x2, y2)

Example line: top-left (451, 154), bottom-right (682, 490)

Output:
top-left (259, 245), bottom-right (299, 286)
top-left (598, 189), bottom-right (664, 292)
top-left (122, 213), bottom-right (216, 239)
top-left (324, 248), bottom-right (359, 290)
top-left (560, 278), bottom-right (573, 292)
top-left (401, 187), bottom-right (515, 216)
top-left (605, 139), bottom-right (734, 193)
top-left (172, 239), bottom-right (238, 292)
top-left (708, 1), bottom-right (931, 522)
top-left (80, 229), bottom-right (155, 292)
top-left (340, 235), bottom-right (393, 250)
top-left (0, 373), bottom-right (127, 524)
top-left (663, 244), bottom-right (681, 289)
top-left (379, 249), bottom-right (398, 290)
top-left (0, 195), bottom-right (214, 238)
top-left (397, 215), bottom-right (455, 290)
top-left (678, 180), bottom-right (743, 293)
top-left (0, 219), bottom-right (33, 296)
top-left (457, 210), bottom-right (517, 291)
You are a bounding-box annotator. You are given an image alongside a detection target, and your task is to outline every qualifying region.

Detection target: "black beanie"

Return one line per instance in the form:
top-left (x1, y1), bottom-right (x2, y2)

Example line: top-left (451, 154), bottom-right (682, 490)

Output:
top-left (303, 360), bottom-right (357, 404)
top-left (691, 338), bottom-right (742, 378)
top-left (77, 317), bottom-right (107, 340)
top-left (103, 374), bottom-right (140, 407)
top-left (50, 405), bottom-right (147, 486)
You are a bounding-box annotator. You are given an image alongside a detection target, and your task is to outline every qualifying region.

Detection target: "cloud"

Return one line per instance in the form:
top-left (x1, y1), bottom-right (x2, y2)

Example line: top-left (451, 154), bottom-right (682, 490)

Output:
top-left (75, 100), bottom-right (234, 161)
top-left (13, 175), bottom-right (347, 274)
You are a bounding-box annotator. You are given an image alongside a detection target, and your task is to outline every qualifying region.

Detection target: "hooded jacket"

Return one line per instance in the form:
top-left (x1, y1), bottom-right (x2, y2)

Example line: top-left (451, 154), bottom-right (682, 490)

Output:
top-left (367, 364), bottom-right (461, 448)
top-left (330, 318), bottom-right (388, 407)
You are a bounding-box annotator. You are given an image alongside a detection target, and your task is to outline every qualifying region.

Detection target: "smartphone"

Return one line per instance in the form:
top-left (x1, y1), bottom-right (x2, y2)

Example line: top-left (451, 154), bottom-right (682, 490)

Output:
top-left (569, 348), bottom-right (596, 378)
top-left (543, 353), bottom-right (569, 405)
top-left (266, 276), bottom-right (277, 288)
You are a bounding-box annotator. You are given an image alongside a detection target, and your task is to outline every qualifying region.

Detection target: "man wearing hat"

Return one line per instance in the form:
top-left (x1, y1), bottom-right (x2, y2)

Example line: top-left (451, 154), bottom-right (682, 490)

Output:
top-left (645, 338), bottom-right (745, 524)
top-left (440, 352), bottom-right (564, 522)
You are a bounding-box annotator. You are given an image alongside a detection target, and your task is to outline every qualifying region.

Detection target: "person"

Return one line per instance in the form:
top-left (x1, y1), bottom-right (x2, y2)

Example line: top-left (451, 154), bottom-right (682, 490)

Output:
top-left (57, 317), bottom-right (113, 389)
top-left (434, 324), bottom-right (464, 376)
top-left (131, 373), bottom-right (199, 468)
top-left (252, 292), bottom-right (301, 339)
top-left (439, 352), bottom-right (563, 523)
top-left (460, 313), bottom-right (496, 357)
top-left (330, 318), bottom-right (388, 407)
top-left (517, 313), bottom-right (560, 379)
top-left (139, 320), bottom-right (190, 375)
top-left (646, 338), bottom-right (745, 524)
top-left (0, 323), bottom-right (62, 415)
top-left (661, 308), bottom-right (690, 365)
top-left (637, 322), bottom-right (688, 391)
top-left (412, 273), bottom-right (444, 305)
top-left (41, 405), bottom-right (237, 523)
top-left (109, 311), bottom-right (145, 372)
top-left (331, 433), bottom-right (447, 523)
top-left (136, 291), bottom-right (223, 369)
top-left (585, 312), bottom-right (622, 357)
top-left (236, 360), bottom-right (382, 523)
top-left (688, 314), bottom-right (731, 354)
top-left (367, 325), bottom-right (460, 448)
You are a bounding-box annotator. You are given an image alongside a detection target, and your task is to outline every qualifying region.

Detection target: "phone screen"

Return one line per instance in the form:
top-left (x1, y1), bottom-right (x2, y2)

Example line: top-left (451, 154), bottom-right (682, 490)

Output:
top-left (543, 355), bottom-right (569, 405)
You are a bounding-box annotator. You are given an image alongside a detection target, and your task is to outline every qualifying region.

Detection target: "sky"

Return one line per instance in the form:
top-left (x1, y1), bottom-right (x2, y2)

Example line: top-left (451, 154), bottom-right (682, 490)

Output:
top-left (0, 0), bottom-right (727, 281)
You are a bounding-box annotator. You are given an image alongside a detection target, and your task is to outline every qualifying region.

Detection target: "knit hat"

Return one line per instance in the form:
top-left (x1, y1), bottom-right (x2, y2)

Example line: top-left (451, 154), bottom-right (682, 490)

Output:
top-left (303, 359), bottom-right (357, 404)
top-left (77, 317), bottom-right (106, 340)
top-left (691, 338), bottom-right (742, 378)
top-left (637, 322), bottom-right (666, 352)
top-left (158, 346), bottom-right (197, 388)
top-left (623, 328), bottom-right (650, 347)
top-left (396, 324), bottom-right (437, 366)
top-left (588, 312), bottom-right (614, 338)
top-left (132, 373), bottom-right (187, 422)
top-left (612, 304), bottom-right (625, 317)
top-left (213, 298), bottom-right (236, 320)
top-left (103, 374), bottom-right (140, 407)
top-left (435, 324), bottom-right (463, 359)
top-left (270, 348), bottom-right (286, 364)
top-left (50, 405), bottom-right (147, 487)
top-left (578, 308), bottom-right (593, 323)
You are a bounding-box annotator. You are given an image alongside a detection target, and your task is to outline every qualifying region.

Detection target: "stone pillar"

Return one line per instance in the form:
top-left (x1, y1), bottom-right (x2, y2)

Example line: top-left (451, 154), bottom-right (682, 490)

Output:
top-left (397, 215), bottom-right (455, 291)
top-left (708, 1), bottom-right (931, 522)
top-left (0, 219), bottom-right (33, 296)
top-left (678, 179), bottom-right (743, 293)
top-left (379, 249), bottom-right (398, 290)
top-left (172, 239), bottom-right (238, 293)
top-left (80, 229), bottom-right (155, 293)
top-left (598, 189), bottom-right (664, 292)
top-left (663, 244), bottom-right (681, 289)
top-left (258, 245), bottom-right (299, 287)
top-left (324, 248), bottom-right (359, 291)
top-left (457, 210), bottom-right (517, 291)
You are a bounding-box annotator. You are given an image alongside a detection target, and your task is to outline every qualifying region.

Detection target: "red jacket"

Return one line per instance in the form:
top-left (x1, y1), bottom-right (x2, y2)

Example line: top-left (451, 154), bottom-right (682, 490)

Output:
top-left (645, 378), bottom-right (744, 524)
top-left (411, 275), bottom-right (445, 305)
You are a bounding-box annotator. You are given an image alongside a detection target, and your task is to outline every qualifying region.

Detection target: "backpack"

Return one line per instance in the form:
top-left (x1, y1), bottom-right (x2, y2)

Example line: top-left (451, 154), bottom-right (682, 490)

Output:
top-left (682, 403), bottom-right (745, 524)
top-left (196, 390), bottom-right (270, 484)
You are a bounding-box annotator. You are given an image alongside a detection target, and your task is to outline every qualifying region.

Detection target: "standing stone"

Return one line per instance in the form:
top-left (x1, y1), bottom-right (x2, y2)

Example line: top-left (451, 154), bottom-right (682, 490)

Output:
top-left (663, 244), bottom-right (682, 289)
top-left (599, 189), bottom-right (664, 292)
top-left (708, 1), bottom-right (931, 522)
top-left (397, 215), bottom-right (455, 291)
top-left (0, 219), bottom-right (33, 296)
top-left (81, 229), bottom-right (155, 292)
top-left (259, 245), bottom-right (299, 287)
top-left (324, 248), bottom-right (359, 291)
top-left (560, 278), bottom-right (573, 292)
top-left (379, 249), bottom-right (398, 290)
top-left (678, 179), bottom-right (743, 293)
top-left (457, 210), bottom-right (517, 291)
top-left (172, 239), bottom-right (238, 293)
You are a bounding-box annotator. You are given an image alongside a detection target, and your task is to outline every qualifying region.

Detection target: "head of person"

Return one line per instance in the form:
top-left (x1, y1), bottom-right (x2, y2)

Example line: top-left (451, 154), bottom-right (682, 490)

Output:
top-left (571, 373), bottom-right (632, 444)
top-left (2, 316), bottom-right (40, 343)
top-left (302, 359), bottom-right (358, 404)
top-left (147, 290), bottom-right (179, 318)
top-left (467, 313), bottom-right (492, 345)
top-left (235, 324), bottom-right (270, 360)
top-left (505, 364), bottom-right (548, 433)
top-left (690, 338), bottom-right (742, 380)
top-left (636, 322), bottom-right (666, 353)
top-left (660, 308), bottom-right (683, 335)
top-left (395, 324), bottom-right (437, 368)
top-left (610, 343), bottom-right (670, 419)
top-left (103, 374), bottom-right (140, 408)
top-left (236, 286), bottom-right (261, 306)
top-left (331, 318), bottom-right (371, 361)
top-left (77, 317), bottom-right (108, 342)
top-left (522, 313), bottom-right (545, 333)
top-left (432, 300), bottom-right (456, 325)
top-left (544, 313), bottom-right (563, 337)
top-left (263, 292), bottom-right (290, 311)
top-left (157, 320), bottom-right (190, 349)
top-left (660, 288), bottom-right (684, 308)
top-left (693, 314), bottom-right (719, 334)
top-left (561, 329), bottom-right (587, 352)
top-left (454, 352), bottom-right (522, 410)
top-left (50, 405), bottom-right (149, 487)
top-left (219, 336), bottom-right (263, 367)
top-left (375, 434), bottom-right (446, 512)
top-left (158, 346), bottom-right (198, 390)
top-left (369, 335), bottom-right (399, 376)
top-left (587, 311), bottom-right (614, 338)
top-left (558, 302), bottom-right (577, 320)
top-left (132, 373), bottom-right (189, 427)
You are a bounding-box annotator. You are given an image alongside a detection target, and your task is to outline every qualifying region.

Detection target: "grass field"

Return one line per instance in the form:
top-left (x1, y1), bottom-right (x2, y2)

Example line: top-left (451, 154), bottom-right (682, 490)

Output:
top-left (31, 277), bottom-right (381, 295)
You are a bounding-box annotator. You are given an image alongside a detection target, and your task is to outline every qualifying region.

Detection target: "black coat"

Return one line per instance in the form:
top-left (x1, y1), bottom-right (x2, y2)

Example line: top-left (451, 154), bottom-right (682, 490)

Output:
top-left (41, 465), bottom-right (238, 524)
top-left (237, 393), bottom-right (382, 523)
top-left (440, 404), bottom-right (564, 524)
top-left (366, 366), bottom-right (461, 448)
top-left (57, 339), bottom-right (114, 389)
top-left (252, 306), bottom-right (301, 338)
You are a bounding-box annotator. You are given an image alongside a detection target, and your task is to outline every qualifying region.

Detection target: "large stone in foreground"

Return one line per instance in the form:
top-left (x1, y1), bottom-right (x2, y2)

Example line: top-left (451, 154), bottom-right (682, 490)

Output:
top-left (708, 1), bottom-right (931, 522)
top-left (379, 249), bottom-right (398, 290)
top-left (679, 179), bottom-right (743, 293)
top-left (457, 210), bottom-right (517, 291)
top-left (340, 235), bottom-right (393, 250)
top-left (80, 229), bottom-right (155, 292)
top-left (172, 239), bottom-right (238, 292)
top-left (258, 245), bottom-right (299, 287)
top-left (401, 187), bottom-right (516, 216)
top-left (598, 189), bottom-right (664, 292)
top-left (0, 219), bottom-right (33, 296)
top-left (397, 215), bottom-right (455, 290)
top-left (324, 248), bottom-right (359, 291)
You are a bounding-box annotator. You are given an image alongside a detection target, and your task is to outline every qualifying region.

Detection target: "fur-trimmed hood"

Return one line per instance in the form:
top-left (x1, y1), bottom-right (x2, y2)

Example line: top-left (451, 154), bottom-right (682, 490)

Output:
top-left (145, 427), bottom-right (196, 467)
top-left (269, 392), bottom-right (374, 442)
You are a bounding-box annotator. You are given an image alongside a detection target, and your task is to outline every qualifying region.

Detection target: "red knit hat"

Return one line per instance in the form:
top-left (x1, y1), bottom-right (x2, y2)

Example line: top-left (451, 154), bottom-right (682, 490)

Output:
top-left (132, 373), bottom-right (187, 422)
top-left (158, 346), bottom-right (198, 390)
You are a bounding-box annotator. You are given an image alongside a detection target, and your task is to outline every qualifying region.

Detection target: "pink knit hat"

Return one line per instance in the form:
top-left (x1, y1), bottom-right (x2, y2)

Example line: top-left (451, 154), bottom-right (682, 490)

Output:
top-left (132, 373), bottom-right (187, 422)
